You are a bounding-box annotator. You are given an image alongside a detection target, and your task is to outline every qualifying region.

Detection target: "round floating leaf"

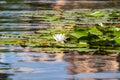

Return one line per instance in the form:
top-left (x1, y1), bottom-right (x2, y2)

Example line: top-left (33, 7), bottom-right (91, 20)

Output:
top-left (114, 30), bottom-right (120, 37)
top-left (114, 37), bottom-right (120, 44)
top-left (89, 27), bottom-right (102, 35)
top-left (71, 31), bottom-right (88, 39)
top-left (78, 42), bottom-right (88, 48)
top-left (90, 11), bottom-right (104, 17)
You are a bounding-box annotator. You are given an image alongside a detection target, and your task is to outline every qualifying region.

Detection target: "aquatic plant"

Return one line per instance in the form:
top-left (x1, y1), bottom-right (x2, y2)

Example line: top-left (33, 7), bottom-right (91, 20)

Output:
top-left (53, 34), bottom-right (65, 43)
top-left (0, 9), bottom-right (120, 53)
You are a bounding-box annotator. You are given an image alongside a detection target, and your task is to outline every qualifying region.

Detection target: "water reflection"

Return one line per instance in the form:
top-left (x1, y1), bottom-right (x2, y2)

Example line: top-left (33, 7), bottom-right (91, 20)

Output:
top-left (1, 0), bottom-right (120, 31)
top-left (0, 73), bottom-right (13, 80)
top-left (65, 51), bottom-right (120, 74)
top-left (0, 50), bottom-right (120, 80)
top-left (67, 78), bottom-right (120, 80)
top-left (65, 50), bottom-right (120, 80)
top-left (117, 54), bottom-right (120, 71)
top-left (1, 0), bottom-right (120, 80)
top-left (53, 0), bottom-right (120, 10)
top-left (5, 0), bottom-right (24, 3)
top-left (16, 52), bottom-right (64, 62)
top-left (0, 51), bottom-right (68, 80)
top-left (0, 52), bottom-right (13, 80)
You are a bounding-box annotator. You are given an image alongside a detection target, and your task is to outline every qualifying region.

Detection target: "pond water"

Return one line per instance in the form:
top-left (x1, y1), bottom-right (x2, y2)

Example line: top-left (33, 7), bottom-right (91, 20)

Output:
top-left (0, 0), bottom-right (120, 80)
top-left (0, 51), bottom-right (120, 80)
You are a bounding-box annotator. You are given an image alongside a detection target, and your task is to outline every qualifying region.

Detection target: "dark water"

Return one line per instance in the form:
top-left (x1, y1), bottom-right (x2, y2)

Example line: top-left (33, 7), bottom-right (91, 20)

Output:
top-left (0, 0), bottom-right (120, 80)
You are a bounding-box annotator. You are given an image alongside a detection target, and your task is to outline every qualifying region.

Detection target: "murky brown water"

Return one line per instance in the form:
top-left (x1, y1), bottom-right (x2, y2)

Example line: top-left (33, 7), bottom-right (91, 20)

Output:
top-left (0, 0), bottom-right (120, 80)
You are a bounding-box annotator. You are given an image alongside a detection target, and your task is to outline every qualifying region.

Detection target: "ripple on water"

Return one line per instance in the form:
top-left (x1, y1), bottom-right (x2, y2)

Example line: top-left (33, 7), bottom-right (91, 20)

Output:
top-left (0, 0), bottom-right (120, 80)
top-left (0, 51), bottom-right (120, 80)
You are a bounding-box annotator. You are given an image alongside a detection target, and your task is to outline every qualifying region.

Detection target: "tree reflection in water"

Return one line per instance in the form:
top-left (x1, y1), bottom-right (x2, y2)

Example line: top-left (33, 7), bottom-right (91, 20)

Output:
top-left (53, 0), bottom-right (119, 10)
top-left (67, 78), bottom-right (120, 80)
top-left (117, 53), bottom-right (120, 72)
top-left (65, 50), bottom-right (120, 80)
top-left (0, 73), bottom-right (13, 80)
top-left (0, 53), bottom-right (13, 80)
top-left (0, 0), bottom-right (120, 80)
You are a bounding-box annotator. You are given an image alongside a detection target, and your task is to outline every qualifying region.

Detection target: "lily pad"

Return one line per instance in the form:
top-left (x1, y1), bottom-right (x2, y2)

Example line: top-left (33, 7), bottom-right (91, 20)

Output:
top-left (71, 31), bottom-right (88, 39)
top-left (89, 26), bottom-right (102, 35)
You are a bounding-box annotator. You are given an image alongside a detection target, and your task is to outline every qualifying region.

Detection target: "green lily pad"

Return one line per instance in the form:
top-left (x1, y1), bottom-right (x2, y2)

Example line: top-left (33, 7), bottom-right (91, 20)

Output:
top-left (114, 30), bottom-right (120, 37)
top-left (90, 11), bottom-right (104, 17)
top-left (71, 31), bottom-right (88, 39)
top-left (89, 26), bottom-right (102, 35)
top-left (114, 37), bottom-right (120, 44)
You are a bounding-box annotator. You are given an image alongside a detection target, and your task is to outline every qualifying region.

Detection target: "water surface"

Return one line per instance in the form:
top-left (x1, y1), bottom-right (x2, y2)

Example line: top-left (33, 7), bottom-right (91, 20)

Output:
top-left (0, 51), bottom-right (120, 80)
top-left (0, 0), bottom-right (120, 80)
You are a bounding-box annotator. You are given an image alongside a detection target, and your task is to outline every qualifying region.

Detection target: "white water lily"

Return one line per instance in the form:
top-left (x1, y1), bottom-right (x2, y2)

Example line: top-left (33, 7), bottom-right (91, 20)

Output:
top-left (98, 23), bottom-right (104, 27)
top-left (53, 34), bottom-right (65, 43)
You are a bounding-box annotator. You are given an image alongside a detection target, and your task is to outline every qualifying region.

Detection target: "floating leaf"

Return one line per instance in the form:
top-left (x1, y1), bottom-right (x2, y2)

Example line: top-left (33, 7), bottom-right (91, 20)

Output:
top-left (90, 11), bottom-right (104, 17)
top-left (78, 42), bottom-right (88, 48)
top-left (114, 37), bottom-right (120, 44)
top-left (71, 31), bottom-right (87, 39)
top-left (89, 27), bottom-right (102, 35)
top-left (109, 13), bottom-right (120, 17)
top-left (114, 30), bottom-right (120, 37)
top-left (45, 16), bottom-right (60, 20)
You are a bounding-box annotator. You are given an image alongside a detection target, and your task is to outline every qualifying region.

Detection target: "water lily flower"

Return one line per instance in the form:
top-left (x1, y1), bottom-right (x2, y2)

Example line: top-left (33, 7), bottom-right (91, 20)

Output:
top-left (98, 23), bottom-right (104, 27)
top-left (53, 34), bottom-right (65, 43)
